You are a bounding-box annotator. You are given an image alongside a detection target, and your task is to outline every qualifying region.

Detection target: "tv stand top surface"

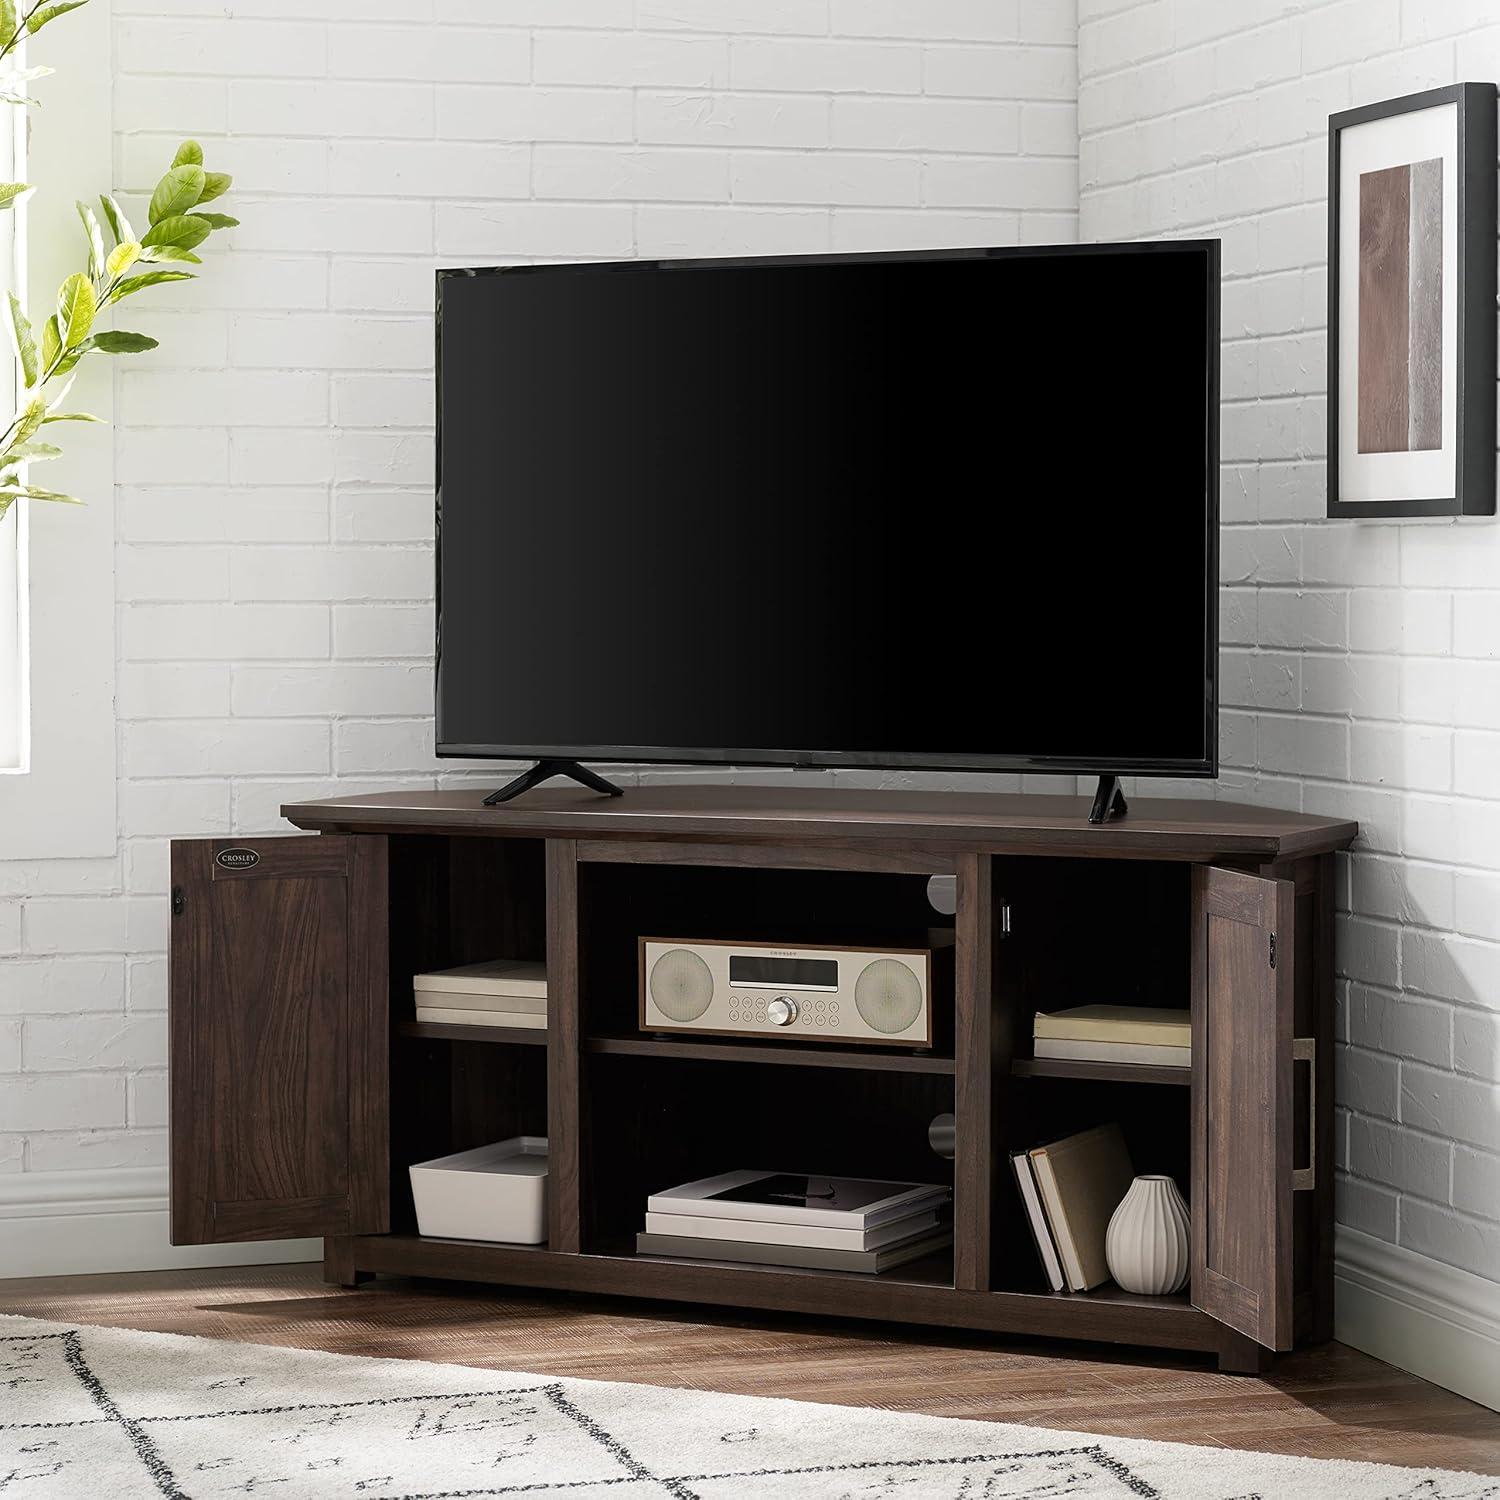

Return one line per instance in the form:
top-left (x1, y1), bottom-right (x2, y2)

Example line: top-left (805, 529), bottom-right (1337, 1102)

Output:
top-left (281, 784), bottom-right (1357, 862)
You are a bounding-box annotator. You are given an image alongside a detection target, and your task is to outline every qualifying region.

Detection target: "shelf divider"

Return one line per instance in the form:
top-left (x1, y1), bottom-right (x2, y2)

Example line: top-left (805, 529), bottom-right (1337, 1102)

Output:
top-left (954, 851), bottom-right (1000, 1293)
top-left (546, 838), bottom-right (583, 1254)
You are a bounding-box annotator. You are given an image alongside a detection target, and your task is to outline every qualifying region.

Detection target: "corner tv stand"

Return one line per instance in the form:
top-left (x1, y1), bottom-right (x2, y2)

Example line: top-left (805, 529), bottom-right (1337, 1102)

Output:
top-left (167, 786), bottom-right (1355, 1374)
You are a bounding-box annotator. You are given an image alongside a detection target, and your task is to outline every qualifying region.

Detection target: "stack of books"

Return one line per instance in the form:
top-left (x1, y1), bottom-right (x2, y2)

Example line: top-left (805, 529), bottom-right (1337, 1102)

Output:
top-left (638, 1170), bottom-right (952, 1274)
top-left (413, 960), bottom-right (547, 1030)
top-left (1033, 1005), bottom-right (1190, 1069)
top-left (1012, 1123), bottom-right (1135, 1292)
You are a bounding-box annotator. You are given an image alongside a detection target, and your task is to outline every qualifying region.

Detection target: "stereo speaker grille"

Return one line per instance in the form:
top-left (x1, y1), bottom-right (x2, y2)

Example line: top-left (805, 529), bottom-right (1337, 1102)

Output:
top-left (854, 957), bottom-right (923, 1035)
top-left (648, 947), bottom-right (714, 1022)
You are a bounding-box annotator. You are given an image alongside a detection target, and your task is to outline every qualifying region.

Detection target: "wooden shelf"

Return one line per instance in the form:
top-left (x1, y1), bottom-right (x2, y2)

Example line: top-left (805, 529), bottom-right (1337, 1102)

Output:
top-left (397, 1020), bottom-right (546, 1047)
top-left (614, 1240), bottom-right (954, 1290)
top-left (1012, 1056), bottom-right (1190, 1087)
top-left (583, 1033), bottom-right (956, 1074)
top-left (346, 1234), bottom-right (1217, 1354)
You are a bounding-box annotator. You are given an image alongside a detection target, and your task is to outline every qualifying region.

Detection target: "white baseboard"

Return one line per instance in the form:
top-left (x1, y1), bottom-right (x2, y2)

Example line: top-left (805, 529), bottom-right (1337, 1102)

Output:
top-left (0, 1168), bottom-right (321, 1280)
top-left (1336, 1227), bottom-right (1500, 1413)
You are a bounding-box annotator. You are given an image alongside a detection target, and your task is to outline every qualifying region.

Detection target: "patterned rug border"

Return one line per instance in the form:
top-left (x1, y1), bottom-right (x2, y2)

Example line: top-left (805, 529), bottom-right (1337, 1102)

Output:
top-left (0, 1309), bottom-right (1495, 1499)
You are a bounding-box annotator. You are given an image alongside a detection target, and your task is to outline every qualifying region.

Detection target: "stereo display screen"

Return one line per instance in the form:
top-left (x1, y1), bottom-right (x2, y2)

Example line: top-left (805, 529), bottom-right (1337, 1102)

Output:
top-left (729, 955), bottom-right (839, 990)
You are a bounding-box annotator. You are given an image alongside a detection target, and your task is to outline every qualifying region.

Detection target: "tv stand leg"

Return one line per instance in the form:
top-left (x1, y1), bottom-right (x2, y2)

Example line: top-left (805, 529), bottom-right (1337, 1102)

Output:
top-left (1217, 1334), bottom-right (1272, 1375)
top-left (324, 1236), bottom-right (372, 1289)
top-left (1087, 774), bottom-right (1129, 825)
top-left (483, 759), bottom-right (625, 806)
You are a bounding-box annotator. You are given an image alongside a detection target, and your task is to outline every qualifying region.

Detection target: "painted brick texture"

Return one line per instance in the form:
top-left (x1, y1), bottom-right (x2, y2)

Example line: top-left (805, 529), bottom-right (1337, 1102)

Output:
top-left (0, 4), bottom-right (1078, 1185)
top-left (1077, 0), bottom-right (1500, 1281)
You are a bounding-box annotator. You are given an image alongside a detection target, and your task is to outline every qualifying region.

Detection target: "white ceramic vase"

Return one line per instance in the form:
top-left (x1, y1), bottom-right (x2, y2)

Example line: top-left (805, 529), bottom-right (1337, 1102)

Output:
top-left (1105, 1174), bottom-right (1190, 1295)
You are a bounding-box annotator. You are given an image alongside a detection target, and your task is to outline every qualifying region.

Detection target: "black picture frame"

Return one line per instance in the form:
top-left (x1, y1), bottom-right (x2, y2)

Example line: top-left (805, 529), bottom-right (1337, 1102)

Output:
top-left (1327, 82), bottom-right (1497, 518)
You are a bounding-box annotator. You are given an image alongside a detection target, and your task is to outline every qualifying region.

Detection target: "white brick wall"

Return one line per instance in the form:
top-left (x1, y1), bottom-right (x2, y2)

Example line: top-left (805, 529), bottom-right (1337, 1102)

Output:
top-left (0, 5), bottom-right (1077, 1191)
top-left (1078, 0), bottom-right (1500, 1285)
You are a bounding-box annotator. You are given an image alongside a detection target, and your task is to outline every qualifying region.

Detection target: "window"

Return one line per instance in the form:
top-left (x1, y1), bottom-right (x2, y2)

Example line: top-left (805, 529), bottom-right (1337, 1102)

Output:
top-left (0, 35), bottom-right (26, 773)
top-left (0, 12), bottom-right (115, 854)
top-left (0, 503), bottom-right (25, 773)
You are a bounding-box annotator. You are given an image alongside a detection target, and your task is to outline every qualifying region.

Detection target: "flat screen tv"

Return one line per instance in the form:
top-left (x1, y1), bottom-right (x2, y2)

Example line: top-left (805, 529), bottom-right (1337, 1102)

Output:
top-left (436, 243), bottom-right (1219, 794)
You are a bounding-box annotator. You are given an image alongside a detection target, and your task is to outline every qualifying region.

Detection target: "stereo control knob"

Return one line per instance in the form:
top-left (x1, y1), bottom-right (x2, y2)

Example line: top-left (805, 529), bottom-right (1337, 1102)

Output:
top-left (767, 996), bottom-right (798, 1027)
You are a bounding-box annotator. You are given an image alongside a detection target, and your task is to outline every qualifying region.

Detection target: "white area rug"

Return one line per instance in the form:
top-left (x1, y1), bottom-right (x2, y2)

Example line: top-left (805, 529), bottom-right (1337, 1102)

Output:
top-left (0, 1312), bottom-right (1495, 1498)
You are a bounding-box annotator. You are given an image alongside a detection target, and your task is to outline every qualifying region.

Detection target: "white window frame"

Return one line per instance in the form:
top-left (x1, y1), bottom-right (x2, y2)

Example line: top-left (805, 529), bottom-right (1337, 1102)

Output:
top-left (0, 0), bottom-right (116, 857)
top-left (0, 38), bottom-right (27, 774)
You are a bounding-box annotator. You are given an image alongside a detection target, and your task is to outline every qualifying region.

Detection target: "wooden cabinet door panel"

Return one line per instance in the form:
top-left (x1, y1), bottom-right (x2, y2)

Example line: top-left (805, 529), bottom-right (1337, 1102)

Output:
top-left (170, 835), bottom-right (388, 1245)
top-left (1190, 864), bottom-right (1295, 1351)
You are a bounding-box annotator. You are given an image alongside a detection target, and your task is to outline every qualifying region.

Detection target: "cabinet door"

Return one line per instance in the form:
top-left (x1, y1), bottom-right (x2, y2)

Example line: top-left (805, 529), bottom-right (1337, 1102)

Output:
top-left (169, 836), bottom-right (388, 1245)
top-left (1190, 864), bottom-right (1295, 1351)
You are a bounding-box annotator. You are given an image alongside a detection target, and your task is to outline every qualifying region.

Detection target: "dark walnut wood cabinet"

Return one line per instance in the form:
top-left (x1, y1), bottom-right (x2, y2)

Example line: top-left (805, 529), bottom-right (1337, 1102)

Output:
top-left (167, 786), bottom-right (1356, 1373)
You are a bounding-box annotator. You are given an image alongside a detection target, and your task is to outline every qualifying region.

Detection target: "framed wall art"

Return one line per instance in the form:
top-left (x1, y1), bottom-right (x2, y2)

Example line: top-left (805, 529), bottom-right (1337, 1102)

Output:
top-left (1328, 83), bottom-right (1497, 517)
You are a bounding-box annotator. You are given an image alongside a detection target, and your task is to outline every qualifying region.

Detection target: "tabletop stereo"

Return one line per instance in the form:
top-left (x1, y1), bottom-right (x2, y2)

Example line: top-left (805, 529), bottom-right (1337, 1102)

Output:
top-left (639, 937), bottom-right (949, 1048)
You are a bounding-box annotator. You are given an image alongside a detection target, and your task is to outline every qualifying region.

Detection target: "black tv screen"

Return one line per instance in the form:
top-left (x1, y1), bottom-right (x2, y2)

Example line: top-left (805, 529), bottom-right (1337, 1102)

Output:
top-left (436, 244), bottom-right (1219, 777)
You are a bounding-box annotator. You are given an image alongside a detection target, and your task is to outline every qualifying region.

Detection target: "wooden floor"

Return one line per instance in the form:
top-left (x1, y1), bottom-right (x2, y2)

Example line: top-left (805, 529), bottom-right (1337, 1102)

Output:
top-left (0, 1262), bottom-right (1496, 1475)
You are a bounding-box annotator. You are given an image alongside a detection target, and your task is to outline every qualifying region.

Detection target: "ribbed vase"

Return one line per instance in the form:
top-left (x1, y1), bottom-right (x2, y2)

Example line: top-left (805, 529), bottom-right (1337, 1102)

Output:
top-left (1105, 1175), bottom-right (1190, 1295)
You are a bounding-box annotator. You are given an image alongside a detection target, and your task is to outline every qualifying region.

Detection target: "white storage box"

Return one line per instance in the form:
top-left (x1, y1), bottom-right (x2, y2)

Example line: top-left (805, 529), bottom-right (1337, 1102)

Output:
top-left (409, 1136), bottom-right (548, 1244)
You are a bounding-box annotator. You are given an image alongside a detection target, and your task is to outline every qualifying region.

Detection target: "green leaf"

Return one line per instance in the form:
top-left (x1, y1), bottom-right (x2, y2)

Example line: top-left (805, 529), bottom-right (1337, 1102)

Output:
top-left (141, 213), bottom-right (210, 252)
top-left (172, 139), bottom-right (203, 168)
top-left (39, 314), bottom-right (59, 371)
top-left (55, 272), bottom-right (95, 349)
top-left (0, 92), bottom-right (40, 106)
top-left (140, 244), bottom-right (200, 264)
top-left (0, 182), bottom-right (32, 210)
top-left (88, 330), bottom-right (158, 353)
top-left (25, 1), bottom-right (89, 35)
top-left (7, 292), bottom-right (35, 388)
top-left (105, 240), bottom-right (140, 278)
top-left (148, 164), bottom-right (204, 225)
top-left (99, 193), bottom-right (135, 246)
top-left (8, 440), bottom-right (60, 460)
top-left (195, 171), bottom-right (231, 206)
top-left (12, 392), bottom-right (47, 445)
top-left (0, 2), bottom-right (16, 42)
top-left (0, 484), bottom-right (85, 504)
top-left (107, 269), bottom-right (194, 303)
top-left (41, 410), bottom-right (103, 423)
top-left (76, 200), bottom-right (105, 278)
top-left (194, 211), bottom-right (238, 230)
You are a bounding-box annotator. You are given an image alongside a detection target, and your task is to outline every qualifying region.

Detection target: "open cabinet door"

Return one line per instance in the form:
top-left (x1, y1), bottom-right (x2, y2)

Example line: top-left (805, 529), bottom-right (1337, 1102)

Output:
top-left (169, 836), bottom-right (388, 1245)
top-left (1190, 864), bottom-right (1296, 1351)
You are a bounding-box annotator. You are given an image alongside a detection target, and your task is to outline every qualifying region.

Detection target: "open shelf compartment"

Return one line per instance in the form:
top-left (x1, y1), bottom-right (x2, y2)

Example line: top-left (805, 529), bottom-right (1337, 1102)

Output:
top-left (580, 1050), bottom-right (956, 1288)
top-left (995, 855), bottom-right (1192, 1076)
top-left (385, 833), bottom-right (550, 1240)
top-left (576, 857), bottom-right (956, 1063)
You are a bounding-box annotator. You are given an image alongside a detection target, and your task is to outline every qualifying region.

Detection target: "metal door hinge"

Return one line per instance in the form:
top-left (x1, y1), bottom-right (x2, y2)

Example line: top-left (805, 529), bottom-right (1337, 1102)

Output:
top-left (1268, 932), bottom-right (1277, 969)
top-left (171, 886), bottom-right (185, 917)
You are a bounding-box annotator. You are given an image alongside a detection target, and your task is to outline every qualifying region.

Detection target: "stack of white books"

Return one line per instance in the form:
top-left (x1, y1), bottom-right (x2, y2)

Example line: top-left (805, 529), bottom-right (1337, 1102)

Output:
top-left (638, 1169), bottom-right (952, 1274)
top-left (413, 960), bottom-right (547, 1030)
top-left (1033, 1005), bottom-right (1190, 1068)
